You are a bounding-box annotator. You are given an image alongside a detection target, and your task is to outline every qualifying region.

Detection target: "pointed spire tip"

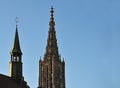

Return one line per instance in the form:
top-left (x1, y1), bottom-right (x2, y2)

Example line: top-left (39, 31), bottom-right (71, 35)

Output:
top-left (15, 17), bottom-right (19, 28)
top-left (10, 24), bottom-right (22, 55)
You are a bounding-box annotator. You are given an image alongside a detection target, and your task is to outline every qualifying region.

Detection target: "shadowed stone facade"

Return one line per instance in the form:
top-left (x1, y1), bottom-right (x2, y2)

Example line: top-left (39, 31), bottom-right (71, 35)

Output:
top-left (38, 7), bottom-right (65, 88)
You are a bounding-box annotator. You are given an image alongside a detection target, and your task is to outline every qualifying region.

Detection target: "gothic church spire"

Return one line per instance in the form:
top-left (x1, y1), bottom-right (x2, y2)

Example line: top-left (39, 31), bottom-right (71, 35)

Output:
top-left (38, 7), bottom-right (65, 88)
top-left (44, 6), bottom-right (59, 59)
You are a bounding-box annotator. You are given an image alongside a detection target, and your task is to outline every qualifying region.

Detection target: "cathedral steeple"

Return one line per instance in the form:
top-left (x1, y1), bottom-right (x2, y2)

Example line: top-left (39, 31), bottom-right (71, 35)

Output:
top-left (44, 6), bottom-right (59, 59)
top-left (38, 7), bottom-right (65, 88)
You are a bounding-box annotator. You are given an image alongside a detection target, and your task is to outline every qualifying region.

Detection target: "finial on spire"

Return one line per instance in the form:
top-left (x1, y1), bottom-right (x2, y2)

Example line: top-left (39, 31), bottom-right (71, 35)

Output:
top-left (51, 6), bottom-right (54, 12)
top-left (50, 6), bottom-right (54, 22)
top-left (15, 17), bottom-right (19, 28)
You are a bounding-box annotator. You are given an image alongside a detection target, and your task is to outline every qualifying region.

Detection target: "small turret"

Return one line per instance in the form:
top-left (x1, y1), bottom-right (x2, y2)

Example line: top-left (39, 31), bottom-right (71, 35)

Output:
top-left (9, 24), bottom-right (23, 83)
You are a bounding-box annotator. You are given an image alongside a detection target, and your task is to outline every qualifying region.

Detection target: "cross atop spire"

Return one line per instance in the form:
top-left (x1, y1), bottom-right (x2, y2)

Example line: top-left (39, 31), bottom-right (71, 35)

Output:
top-left (15, 17), bottom-right (19, 26)
top-left (15, 17), bottom-right (19, 30)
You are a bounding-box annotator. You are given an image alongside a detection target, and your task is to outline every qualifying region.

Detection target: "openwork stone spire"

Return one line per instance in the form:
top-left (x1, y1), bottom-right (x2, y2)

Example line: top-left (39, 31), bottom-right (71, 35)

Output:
top-left (44, 6), bottom-right (59, 59)
top-left (38, 7), bottom-right (65, 88)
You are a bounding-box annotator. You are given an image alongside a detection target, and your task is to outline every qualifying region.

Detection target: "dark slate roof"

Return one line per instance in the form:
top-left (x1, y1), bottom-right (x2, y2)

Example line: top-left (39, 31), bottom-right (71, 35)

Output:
top-left (0, 74), bottom-right (21, 88)
top-left (0, 74), bottom-right (29, 88)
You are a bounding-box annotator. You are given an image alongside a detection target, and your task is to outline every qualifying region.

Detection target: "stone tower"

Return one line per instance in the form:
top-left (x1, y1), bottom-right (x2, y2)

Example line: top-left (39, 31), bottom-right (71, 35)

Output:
top-left (38, 7), bottom-right (65, 88)
top-left (9, 25), bottom-right (23, 83)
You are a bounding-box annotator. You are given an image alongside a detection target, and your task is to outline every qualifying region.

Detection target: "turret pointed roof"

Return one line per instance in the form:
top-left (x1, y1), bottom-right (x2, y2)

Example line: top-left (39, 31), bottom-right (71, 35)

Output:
top-left (10, 25), bottom-right (22, 55)
top-left (44, 6), bottom-right (59, 58)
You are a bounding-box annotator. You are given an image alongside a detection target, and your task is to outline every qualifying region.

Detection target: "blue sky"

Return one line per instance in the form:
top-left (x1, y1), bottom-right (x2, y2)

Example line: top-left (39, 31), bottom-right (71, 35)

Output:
top-left (0, 0), bottom-right (120, 88)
